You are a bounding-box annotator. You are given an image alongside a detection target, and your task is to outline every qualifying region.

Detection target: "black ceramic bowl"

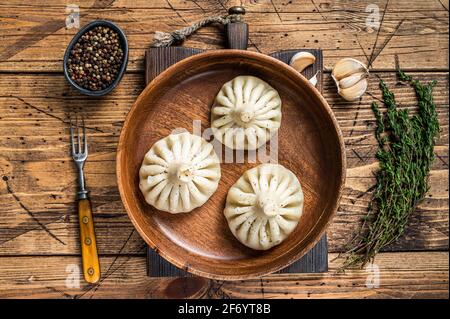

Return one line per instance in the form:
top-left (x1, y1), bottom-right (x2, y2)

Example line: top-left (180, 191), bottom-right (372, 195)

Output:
top-left (63, 20), bottom-right (128, 96)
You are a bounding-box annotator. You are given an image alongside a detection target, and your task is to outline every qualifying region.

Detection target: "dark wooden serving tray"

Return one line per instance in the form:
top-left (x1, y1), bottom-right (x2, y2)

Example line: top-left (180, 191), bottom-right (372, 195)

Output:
top-left (143, 46), bottom-right (329, 278)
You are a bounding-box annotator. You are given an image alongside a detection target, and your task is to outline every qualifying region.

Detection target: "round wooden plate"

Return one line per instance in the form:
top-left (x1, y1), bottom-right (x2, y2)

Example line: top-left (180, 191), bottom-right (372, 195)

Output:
top-left (117, 50), bottom-right (346, 280)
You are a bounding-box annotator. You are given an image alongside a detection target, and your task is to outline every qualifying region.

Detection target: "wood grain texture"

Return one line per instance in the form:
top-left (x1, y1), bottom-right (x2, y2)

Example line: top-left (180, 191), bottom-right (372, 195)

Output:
top-left (0, 72), bottom-right (447, 257)
top-left (0, 0), bottom-right (448, 297)
top-left (0, 0), bottom-right (448, 71)
top-left (0, 252), bottom-right (447, 298)
top-left (145, 47), bottom-right (327, 277)
top-left (226, 22), bottom-right (249, 50)
top-left (145, 47), bottom-right (203, 85)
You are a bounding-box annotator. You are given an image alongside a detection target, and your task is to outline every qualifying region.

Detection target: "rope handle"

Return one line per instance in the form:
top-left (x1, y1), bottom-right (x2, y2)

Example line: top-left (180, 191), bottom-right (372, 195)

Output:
top-left (151, 6), bottom-right (247, 48)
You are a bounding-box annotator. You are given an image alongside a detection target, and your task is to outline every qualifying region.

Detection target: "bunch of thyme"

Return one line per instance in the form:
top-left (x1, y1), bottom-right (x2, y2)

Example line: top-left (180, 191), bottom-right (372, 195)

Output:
top-left (342, 69), bottom-right (440, 268)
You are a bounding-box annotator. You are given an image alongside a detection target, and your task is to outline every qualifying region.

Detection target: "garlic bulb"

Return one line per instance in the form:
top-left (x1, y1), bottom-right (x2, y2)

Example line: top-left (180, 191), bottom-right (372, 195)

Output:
top-left (289, 51), bottom-right (316, 72)
top-left (332, 58), bottom-right (369, 101)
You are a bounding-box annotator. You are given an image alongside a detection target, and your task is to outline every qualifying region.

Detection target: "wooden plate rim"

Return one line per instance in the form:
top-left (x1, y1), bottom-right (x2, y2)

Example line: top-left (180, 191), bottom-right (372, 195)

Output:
top-left (116, 49), bottom-right (346, 280)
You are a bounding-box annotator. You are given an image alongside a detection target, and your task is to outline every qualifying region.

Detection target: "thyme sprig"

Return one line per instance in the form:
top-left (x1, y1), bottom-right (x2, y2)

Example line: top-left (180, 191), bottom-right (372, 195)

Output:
top-left (342, 69), bottom-right (439, 268)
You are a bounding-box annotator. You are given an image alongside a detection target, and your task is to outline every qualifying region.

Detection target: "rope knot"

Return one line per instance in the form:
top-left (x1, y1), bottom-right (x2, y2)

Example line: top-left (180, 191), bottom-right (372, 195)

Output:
top-left (151, 13), bottom-right (244, 47)
top-left (228, 14), bottom-right (242, 23)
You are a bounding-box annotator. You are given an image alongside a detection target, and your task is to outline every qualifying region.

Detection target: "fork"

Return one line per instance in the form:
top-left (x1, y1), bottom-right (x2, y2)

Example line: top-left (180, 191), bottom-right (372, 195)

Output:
top-left (70, 116), bottom-right (101, 284)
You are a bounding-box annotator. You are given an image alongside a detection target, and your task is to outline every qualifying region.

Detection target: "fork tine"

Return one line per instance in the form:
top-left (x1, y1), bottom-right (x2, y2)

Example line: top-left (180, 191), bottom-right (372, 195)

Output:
top-left (69, 117), bottom-right (76, 155)
top-left (82, 116), bottom-right (88, 155)
top-left (76, 116), bottom-right (81, 154)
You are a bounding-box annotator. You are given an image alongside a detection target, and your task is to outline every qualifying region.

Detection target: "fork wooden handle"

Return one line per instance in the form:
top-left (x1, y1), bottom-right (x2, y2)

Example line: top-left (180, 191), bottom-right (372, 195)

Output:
top-left (78, 198), bottom-right (101, 284)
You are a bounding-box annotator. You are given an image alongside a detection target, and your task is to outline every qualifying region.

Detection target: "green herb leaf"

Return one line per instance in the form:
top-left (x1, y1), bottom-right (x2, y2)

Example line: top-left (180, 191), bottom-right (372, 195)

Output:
top-left (342, 69), bottom-right (440, 268)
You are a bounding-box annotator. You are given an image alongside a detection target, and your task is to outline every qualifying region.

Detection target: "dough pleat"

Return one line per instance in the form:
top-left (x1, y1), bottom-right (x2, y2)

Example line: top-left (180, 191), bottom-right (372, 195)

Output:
top-left (224, 163), bottom-right (303, 250)
top-left (211, 76), bottom-right (282, 150)
top-left (139, 132), bottom-right (221, 214)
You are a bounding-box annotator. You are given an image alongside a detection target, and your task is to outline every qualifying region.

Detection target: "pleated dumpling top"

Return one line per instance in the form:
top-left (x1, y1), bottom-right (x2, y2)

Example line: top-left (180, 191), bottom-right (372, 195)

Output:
top-left (211, 76), bottom-right (282, 150)
top-left (139, 132), bottom-right (221, 214)
top-left (224, 163), bottom-right (304, 250)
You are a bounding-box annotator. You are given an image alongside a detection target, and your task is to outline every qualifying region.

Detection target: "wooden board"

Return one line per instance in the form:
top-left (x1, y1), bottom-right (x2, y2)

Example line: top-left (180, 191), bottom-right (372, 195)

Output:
top-left (145, 46), bottom-right (206, 278)
top-left (147, 236), bottom-right (328, 276)
top-left (144, 46), bottom-right (328, 277)
top-left (0, 0), bottom-right (448, 72)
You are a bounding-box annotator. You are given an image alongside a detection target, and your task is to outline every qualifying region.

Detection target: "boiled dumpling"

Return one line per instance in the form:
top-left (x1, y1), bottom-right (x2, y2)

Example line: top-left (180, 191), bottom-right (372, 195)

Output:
top-left (224, 163), bottom-right (303, 250)
top-left (211, 76), bottom-right (282, 150)
top-left (139, 132), bottom-right (221, 214)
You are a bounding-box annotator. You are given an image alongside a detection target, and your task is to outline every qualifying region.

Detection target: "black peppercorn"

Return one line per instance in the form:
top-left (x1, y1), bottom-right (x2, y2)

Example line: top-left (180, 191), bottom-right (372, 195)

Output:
top-left (67, 26), bottom-right (124, 91)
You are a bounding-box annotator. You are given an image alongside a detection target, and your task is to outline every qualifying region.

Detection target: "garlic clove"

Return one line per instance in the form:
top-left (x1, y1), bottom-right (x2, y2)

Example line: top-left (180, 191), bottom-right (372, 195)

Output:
top-left (338, 78), bottom-right (368, 101)
top-left (309, 70), bottom-right (319, 87)
top-left (332, 58), bottom-right (368, 81)
top-left (338, 72), bottom-right (367, 89)
top-left (289, 51), bottom-right (316, 72)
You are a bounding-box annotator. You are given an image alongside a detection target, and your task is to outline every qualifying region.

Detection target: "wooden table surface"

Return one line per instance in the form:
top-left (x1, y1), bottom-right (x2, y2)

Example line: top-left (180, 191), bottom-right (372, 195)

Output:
top-left (0, 0), bottom-right (448, 299)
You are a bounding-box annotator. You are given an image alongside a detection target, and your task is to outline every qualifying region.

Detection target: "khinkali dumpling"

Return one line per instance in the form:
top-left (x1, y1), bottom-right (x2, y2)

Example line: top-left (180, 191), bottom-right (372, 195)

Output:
top-left (211, 76), bottom-right (282, 150)
top-left (224, 163), bottom-right (304, 250)
top-left (139, 132), bottom-right (221, 214)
